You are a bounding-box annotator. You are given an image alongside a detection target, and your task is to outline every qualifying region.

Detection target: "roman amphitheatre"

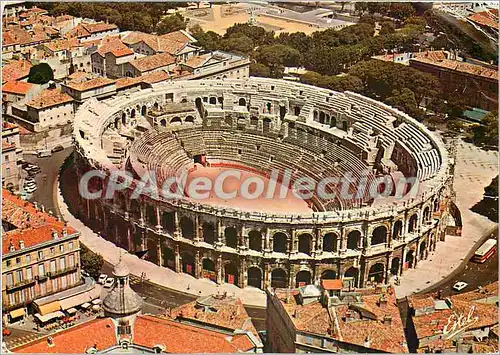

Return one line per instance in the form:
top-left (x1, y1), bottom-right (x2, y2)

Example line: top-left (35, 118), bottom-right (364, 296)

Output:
top-left (66, 77), bottom-right (459, 290)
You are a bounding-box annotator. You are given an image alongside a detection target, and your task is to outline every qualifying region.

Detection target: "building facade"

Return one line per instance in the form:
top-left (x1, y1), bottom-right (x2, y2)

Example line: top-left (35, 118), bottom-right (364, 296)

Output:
top-left (1, 190), bottom-right (81, 322)
top-left (1, 122), bottom-right (23, 191)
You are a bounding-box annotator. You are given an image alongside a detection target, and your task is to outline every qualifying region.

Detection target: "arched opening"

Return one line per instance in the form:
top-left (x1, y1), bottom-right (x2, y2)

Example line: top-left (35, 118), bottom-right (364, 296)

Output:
top-left (133, 231), bottom-right (143, 252)
top-left (180, 217), bottom-right (194, 240)
top-left (130, 109), bottom-right (136, 118)
top-left (203, 222), bottom-right (215, 245)
top-left (209, 97), bottom-right (217, 105)
top-left (185, 115), bottom-right (195, 124)
top-left (224, 262), bottom-right (238, 285)
top-left (262, 118), bottom-right (271, 133)
top-left (273, 232), bottom-right (287, 253)
top-left (342, 121), bottom-right (348, 131)
top-left (248, 230), bottom-right (262, 252)
top-left (408, 214), bottom-right (418, 233)
top-left (224, 116), bottom-right (232, 126)
top-left (347, 230), bottom-right (361, 250)
top-left (279, 105), bottom-right (286, 119)
top-left (368, 263), bottom-right (385, 284)
top-left (391, 258), bottom-right (400, 275)
top-left (146, 205), bottom-right (156, 226)
top-left (250, 116), bottom-right (259, 127)
top-left (162, 247), bottom-right (175, 270)
top-left (271, 268), bottom-right (287, 289)
top-left (146, 239), bottom-right (158, 264)
top-left (170, 117), bottom-right (181, 125)
top-left (160, 119), bottom-right (167, 127)
top-left (162, 212), bottom-right (175, 233)
top-left (238, 98), bottom-right (246, 106)
top-left (181, 252), bottom-right (195, 275)
top-left (405, 250), bottom-right (414, 269)
top-left (423, 206), bottom-right (431, 223)
top-left (433, 199), bottom-right (440, 212)
top-left (225, 227), bottom-right (238, 249)
top-left (266, 102), bottom-right (272, 113)
top-left (121, 112), bottom-right (126, 125)
top-left (371, 226), bottom-right (387, 246)
top-left (202, 258), bottom-right (216, 281)
top-left (247, 267), bottom-right (262, 289)
top-left (130, 199), bottom-right (141, 220)
top-left (313, 111), bottom-right (318, 121)
top-left (322, 233), bottom-right (337, 252)
top-left (195, 98), bottom-right (203, 118)
top-left (294, 106), bottom-right (301, 116)
top-left (295, 270), bottom-right (312, 287)
top-left (321, 270), bottom-right (337, 280)
top-left (419, 242), bottom-right (426, 260)
top-left (319, 111), bottom-right (325, 124)
top-left (393, 220), bottom-right (403, 240)
top-left (141, 105), bottom-right (146, 116)
top-left (298, 234), bottom-right (312, 255)
top-left (330, 116), bottom-right (337, 127)
top-left (153, 102), bottom-right (159, 111)
top-left (344, 267), bottom-right (359, 287)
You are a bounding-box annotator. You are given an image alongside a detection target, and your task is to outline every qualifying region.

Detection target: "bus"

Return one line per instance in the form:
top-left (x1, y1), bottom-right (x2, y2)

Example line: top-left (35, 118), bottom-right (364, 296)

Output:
top-left (472, 239), bottom-right (497, 263)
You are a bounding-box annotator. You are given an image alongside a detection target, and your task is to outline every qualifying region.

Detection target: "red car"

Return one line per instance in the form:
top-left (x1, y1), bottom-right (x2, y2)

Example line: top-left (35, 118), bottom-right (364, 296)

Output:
top-left (3, 328), bottom-right (12, 336)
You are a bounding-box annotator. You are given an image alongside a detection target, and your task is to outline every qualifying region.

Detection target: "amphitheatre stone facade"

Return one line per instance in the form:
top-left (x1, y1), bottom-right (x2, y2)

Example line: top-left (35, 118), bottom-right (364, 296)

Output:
top-left (71, 77), bottom-right (455, 290)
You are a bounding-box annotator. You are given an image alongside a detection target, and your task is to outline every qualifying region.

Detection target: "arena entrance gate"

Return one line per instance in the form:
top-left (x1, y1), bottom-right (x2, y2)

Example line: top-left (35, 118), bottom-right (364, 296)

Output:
top-left (202, 259), bottom-right (216, 282)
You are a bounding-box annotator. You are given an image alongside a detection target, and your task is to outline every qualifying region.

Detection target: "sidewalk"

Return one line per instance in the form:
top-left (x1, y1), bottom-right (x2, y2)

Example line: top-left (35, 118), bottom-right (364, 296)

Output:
top-left (56, 183), bottom-right (267, 307)
top-left (395, 140), bottom-right (498, 298)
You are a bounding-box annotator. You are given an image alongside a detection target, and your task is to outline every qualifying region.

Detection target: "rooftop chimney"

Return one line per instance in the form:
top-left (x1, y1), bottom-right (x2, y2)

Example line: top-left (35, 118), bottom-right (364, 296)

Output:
top-left (383, 314), bottom-right (392, 325)
top-left (47, 336), bottom-right (54, 347)
top-left (62, 228), bottom-right (67, 237)
top-left (378, 294), bottom-right (388, 308)
top-left (364, 336), bottom-right (371, 348)
top-left (19, 240), bottom-right (25, 249)
top-left (52, 230), bottom-right (58, 239)
top-left (9, 243), bottom-right (15, 252)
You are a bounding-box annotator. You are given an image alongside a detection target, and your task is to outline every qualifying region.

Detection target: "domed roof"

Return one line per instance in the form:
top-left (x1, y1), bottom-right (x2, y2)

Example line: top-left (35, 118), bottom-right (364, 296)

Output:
top-left (113, 258), bottom-right (129, 278)
top-left (103, 285), bottom-right (142, 316)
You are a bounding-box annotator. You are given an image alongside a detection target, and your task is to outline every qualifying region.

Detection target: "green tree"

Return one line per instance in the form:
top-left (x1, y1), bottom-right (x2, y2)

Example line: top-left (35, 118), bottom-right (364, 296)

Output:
top-left (249, 63), bottom-right (271, 77)
top-left (156, 13), bottom-right (186, 35)
top-left (255, 45), bottom-right (300, 77)
top-left (471, 110), bottom-right (498, 147)
top-left (379, 21), bottom-right (395, 36)
top-left (28, 63), bottom-right (54, 84)
top-left (80, 243), bottom-right (104, 279)
top-left (224, 23), bottom-right (274, 46)
top-left (221, 34), bottom-right (254, 55)
top-left (385, 88), bottom-right (424, 120)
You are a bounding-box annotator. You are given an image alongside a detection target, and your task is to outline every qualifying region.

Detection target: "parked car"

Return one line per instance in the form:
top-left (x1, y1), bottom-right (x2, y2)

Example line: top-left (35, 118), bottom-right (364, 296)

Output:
top-left (453, 281), bottom-right (468, 292)
top-left (98, 274), bottom-right (108, 284)
top-left (3, 328), bottom-right (11, 336)
top-left (51, 145), bottom-right (64, 153)
top-left (81, 270), bottom-right (90, 278)
top-left (36, 149), bottom-right (52, 158)
top-left (104, 277), bottom-right (115, 288)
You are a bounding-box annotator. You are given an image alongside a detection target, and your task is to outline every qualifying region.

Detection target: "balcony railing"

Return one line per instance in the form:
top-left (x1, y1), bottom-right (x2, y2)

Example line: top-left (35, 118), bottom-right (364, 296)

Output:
top-left (49, 264), bottom-right (79, 278)
top-left (5, 278), bottom-right (36, 291)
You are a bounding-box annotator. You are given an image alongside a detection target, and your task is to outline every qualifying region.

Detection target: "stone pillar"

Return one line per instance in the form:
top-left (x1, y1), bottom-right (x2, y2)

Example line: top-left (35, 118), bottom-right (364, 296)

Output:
top-left (240, 258), bottom-right (246, 288)
top-left (195, 215), bottom-right (201, 243)
top-left (387, 221), bottom-right (393, 248)
top-left (217, 220), bottom-right (223, 248)
top-left (290, 230), bottom-right (297, 254)
top-left (155, 207), bottom-right (162, 232)
top-left (174, 245), bottom-right (181, 272)
top-left (157, 238), bottom-right (163, 267)
top-left (264, 263), bottom-right (270, 289)
top-left (126, 227), bottom-right (132, 251)
top-left (264, 229), bottom-right (271, 252)
top-left (174, 212), bottom-right (180, 239)
top-left (139, 207), bottom-right (145, 227)
top-left (195, 250), bottom-right (201, 278)
top-left (141, 230), bottom-right (146, 250)
top-left (288, 268), bottom-right (294, 289)
top-left (216, 254), bottom-right (223, 284)
top-left (401, 247), bottom-right (407, 274)
top-left (339, 227), bottom-right (345, 251)
top-left (385, 255), bottom-right (392, 283)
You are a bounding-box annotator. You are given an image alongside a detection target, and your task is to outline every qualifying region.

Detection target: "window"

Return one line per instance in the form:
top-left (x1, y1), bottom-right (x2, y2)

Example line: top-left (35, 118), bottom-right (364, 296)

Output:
top-left (38, 264), bottom-right (45, 276)
top-left (69, 254), bottom-right (75, 267)
top-left (6, 260), bottom-right (11, 267)
top-left (50, 247), bottom-right (55, 255)
top-left (59, 257), bottom-right (66, 270)
top-left (59, 244), bottom-right (64, 252)
top-left (69, 241), bottom-right (73, 249)
top-left (26, 254), bottom-right (31, 263)
top-left (50, 260), bottom-right (56, 273)
top-left (38, 251), bottom-right (43, 259)
top-left (26, 267), bottom-right (32, 280)
top-left (5, 155), bottom-right (9, 162)
top-left (16, 270), bottom-right (23, 283)
top-left (16, 257), bottom-right (21, 264)
top-left (6, 273), bottom-right (13, 286)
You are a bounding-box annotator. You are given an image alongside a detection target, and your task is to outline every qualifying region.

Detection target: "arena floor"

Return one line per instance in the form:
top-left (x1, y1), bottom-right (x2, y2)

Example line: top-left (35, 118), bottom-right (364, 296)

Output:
top-left (184, 164), bottom-right (312, 213)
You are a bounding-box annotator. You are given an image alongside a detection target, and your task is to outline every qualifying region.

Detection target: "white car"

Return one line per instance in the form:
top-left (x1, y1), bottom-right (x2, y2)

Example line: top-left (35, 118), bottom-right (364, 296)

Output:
top-left (98, 274), bottom-right (108, 284)
top-left (453, 281), bottom-right (468, 292)
top-left (104, 277), bottom-right (115, 288)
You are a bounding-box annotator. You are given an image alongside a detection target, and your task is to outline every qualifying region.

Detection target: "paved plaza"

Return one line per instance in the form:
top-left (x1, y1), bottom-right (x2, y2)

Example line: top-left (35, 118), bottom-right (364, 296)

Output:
top-left (395, 139), bottom-right (498, 297)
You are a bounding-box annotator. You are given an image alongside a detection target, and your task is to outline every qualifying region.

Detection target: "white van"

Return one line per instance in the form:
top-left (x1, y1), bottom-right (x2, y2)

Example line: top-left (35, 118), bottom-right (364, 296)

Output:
top-left (37, 149), bottom-right (52, 158)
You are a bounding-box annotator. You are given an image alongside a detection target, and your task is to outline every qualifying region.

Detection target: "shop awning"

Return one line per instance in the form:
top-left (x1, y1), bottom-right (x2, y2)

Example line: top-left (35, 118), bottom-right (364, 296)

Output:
top-left (9, 308), bottom-right (25, 319)
top-left (66, 308), bottom-right (77, 314)
top-left (34, 311), bottom-right (65, 323)
top-left (91, 299), bottom-right (101, 305)
top-left (59, 287), bottom-right (101, 310)
top-left (37, 301), bottom-right (61, 316)
top-left (92, 305), bottom-right (101, 311)
top-left (81, 302), bottom-right (91, 309)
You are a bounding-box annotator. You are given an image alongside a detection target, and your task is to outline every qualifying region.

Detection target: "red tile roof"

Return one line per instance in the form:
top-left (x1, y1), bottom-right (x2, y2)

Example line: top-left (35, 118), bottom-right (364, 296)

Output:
top-left (65, 22), bottom-right (117, 39)
top-left (130, 52), bottom-right (175, 73)
top-left (115, 70), bottom-right (170, 89)
top-left (321, 279), bottom-right (343, 290)
top-left (64, 77), bottom-right (115, 92)
top-left (468, 9), bottom-right (499, 30)
top-left (2, 59), bottom-right (32, 83)
top-left (412, 57), bottom-right (498, 80)
top-left (13, 318), bottom-right (116, 353)
top-left (96, 38), bottom-right (133, 57)
top-left (2, 189), bottom-right (78, 255)
top-left (26, 88), bottom-right (73, 109)
top-left (133, 315), bottom-right (255, 353)
top-left (2, 81), bottom-right (34, 95)
top-left (43, 38), bottom-right (80, 52)
top-left (170, 295), bottom-right (259, 337)
top-left (122, 31), bottom-right (191, 55)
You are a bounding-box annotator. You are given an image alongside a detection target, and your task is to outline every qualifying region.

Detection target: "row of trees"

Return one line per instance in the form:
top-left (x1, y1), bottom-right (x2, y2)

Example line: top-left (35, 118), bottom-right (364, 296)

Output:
top-left (34, 2), bottom-right (187, 34)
